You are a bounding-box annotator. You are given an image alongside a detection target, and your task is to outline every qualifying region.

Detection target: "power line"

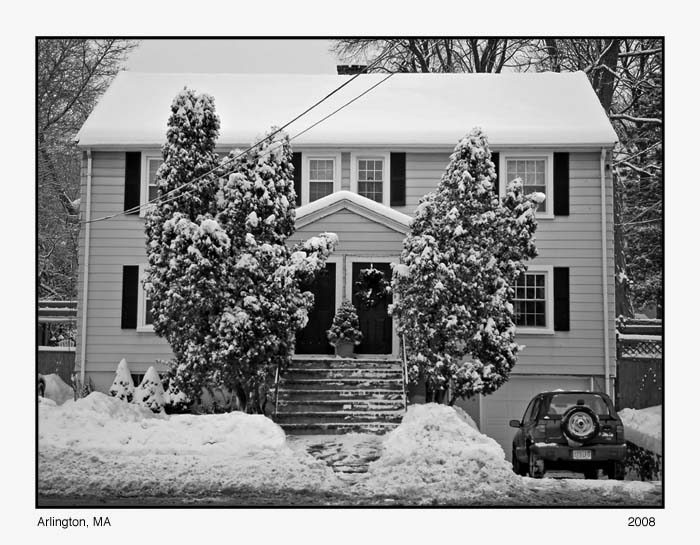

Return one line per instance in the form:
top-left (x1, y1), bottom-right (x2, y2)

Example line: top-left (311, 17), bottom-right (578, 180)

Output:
top-left (82, 44), bottom-right (399, 225)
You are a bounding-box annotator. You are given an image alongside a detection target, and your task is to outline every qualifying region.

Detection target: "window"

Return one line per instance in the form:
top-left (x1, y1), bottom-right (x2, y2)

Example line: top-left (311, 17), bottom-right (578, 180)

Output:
top-left (513, 266), bottom-right (554, 334)
top-left (140, 152), bottom-right (164, 217)
top-left (137, 265), bottom-right (154, 332)
top-left (350, 152), bottom-right (390, 206)
top-left (309, 158), bottom-right (335, 202)
top-left (146, 157), bottom-right (163, 202)
top-left (302, 153), bottom-right (340, 205)
top-left (501, 152), bottom-right (553, 217)
top-left (358, 159), bottom-right (384, 203)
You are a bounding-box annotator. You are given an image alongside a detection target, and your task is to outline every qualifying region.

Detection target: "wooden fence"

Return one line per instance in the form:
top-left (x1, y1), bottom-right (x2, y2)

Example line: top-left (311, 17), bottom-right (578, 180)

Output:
top-left (615, 318), bottom-right (662, 410)
top-left (38, 347), bottom-right (76, 385)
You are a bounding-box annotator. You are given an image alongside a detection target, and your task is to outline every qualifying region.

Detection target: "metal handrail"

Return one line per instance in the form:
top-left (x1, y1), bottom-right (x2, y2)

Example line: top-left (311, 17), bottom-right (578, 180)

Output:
top-left (273, 363), bottom-right (281, 417)
top-left (401, 334), bottom-right (409, 412)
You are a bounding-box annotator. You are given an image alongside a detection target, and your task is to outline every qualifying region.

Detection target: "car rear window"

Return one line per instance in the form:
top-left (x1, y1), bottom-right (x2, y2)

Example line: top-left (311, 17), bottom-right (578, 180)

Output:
top-left (544, 393), bottom-right (611, 417)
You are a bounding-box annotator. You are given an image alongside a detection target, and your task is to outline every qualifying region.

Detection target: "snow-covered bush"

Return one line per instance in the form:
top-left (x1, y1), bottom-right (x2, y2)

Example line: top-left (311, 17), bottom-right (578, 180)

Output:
top-left (108, 358), bottom-right (135, 402)
top-left (40, 373), bottom-right (75, 405)
top-left (145, 88), bottom-right (337, 413)
top-left (391, 127), bottom-right (540, 403)
top-left (327, 299), bottom-right (363, 347)
top-left (134, 366), bottom-right (166, 413)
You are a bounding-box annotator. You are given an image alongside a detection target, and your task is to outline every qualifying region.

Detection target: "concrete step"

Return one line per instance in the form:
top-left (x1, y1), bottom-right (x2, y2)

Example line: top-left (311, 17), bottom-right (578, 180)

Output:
top-left (285, 367), bottom-right (403, 380)
top-left (277, 389), bottom-right (404, 401)
top-left (277, 399), bottom-right (405, 412)
top-left (280, 378), bottom-right (403, 390)
top-left (290, 358), bottom-right (401, 370)
top-left (279, 422), bottom-right (400, 435)
top-left (275, 411), bottom-right (404, 424)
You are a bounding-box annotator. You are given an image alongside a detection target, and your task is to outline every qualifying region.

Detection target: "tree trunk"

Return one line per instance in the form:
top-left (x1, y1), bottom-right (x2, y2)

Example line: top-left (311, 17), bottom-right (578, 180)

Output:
top-left (613, 172), bottom-right (634, 317)
top-left (592, 39), bottom-right (621, 113)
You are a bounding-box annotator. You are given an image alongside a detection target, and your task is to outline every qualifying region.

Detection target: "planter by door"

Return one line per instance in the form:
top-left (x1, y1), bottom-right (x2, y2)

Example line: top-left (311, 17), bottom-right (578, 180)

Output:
top-left (296, 263), bottom-right (336, 354)
top-left (352, 262), bottom-right (392, 354)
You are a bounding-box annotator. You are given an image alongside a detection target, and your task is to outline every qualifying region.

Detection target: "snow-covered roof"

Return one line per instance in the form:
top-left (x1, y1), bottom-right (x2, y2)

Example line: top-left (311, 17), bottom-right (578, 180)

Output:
top-left (76, 71), bottom-right (618, 148)
top-left (295, 190), bottom-right (411, 232)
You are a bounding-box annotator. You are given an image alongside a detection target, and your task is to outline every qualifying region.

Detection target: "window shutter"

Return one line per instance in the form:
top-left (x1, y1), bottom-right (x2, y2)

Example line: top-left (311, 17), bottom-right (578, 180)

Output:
top-left (553, 152), bottom-right (569, 216)
top-left (390, 152), bottom-right (406, 207)
top-left (491, 152), bottom-right (500, 196)
top-left (292, 152), bottom-right (302, 207)
top-left (124, 152), bottom-right (141, 213)
top-left (121, 265), bottom-right (139, 329)
top-left (553, 267), bottom-right (570, 331)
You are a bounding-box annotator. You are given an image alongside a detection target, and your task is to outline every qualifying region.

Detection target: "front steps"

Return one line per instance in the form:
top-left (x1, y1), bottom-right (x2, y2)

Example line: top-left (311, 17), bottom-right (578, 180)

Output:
top-left (275, 358), bottom-right (406, 435)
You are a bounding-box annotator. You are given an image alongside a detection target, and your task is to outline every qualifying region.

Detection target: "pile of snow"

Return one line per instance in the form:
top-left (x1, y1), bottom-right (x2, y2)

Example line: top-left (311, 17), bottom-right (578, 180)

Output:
top-left (39, 393), bottom-right (336, 497)
top-left (40, 374), bottom-right (74, 405)
top-left (619, 405), bottom-right (662, 455)
top-left (362, 404), bottom-right (523, 501)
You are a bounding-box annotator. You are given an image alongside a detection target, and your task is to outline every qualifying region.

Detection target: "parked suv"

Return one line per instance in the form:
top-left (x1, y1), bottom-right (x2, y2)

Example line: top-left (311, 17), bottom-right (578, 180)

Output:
top-left (510, 391), bottom-right (626, 479)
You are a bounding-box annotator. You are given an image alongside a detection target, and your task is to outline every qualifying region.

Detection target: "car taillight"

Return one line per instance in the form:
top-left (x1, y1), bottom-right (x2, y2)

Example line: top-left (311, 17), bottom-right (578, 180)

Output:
top-left (616, 424), bottom-right (625, 442)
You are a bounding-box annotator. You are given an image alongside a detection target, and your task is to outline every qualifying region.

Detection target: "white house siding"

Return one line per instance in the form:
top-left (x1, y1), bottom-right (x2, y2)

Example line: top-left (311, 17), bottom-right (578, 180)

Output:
top-left (76, 149), bottom-right (614, 394)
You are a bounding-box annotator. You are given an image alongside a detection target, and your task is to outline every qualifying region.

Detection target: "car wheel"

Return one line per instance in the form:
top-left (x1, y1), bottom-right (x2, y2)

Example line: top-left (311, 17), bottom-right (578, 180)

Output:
top-left (583, 467), bottom-right (599, 479)
top-left (528, 450), bottom-right (544, 479)
top-left (561, 405), bottom-right (600, 443)
top-left (607, 461), bottom-right (625, 480)
top-left (512, 447), bottom-right (526, 476)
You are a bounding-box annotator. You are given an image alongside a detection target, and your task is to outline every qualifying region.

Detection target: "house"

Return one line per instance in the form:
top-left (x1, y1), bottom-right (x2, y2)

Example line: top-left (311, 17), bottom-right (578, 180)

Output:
top-left (74, 70), bottom-right (617, 456)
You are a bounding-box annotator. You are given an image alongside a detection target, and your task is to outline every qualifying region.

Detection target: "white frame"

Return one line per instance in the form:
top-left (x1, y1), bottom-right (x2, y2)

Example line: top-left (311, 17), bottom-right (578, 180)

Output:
top-left (350, 151), bottom-right (391, 207)
top-left (514, 264), bottom-right (554, 335)
top-left (136, 264), bottom-right (154, 332)
top-left (499, 151), bottom-right (554, 219)
top-left (301, 152), bottom-right (341, 205)
top-left (345, 255), bottom-right (400, 357)
top-left (139, 151), bottom-right (164, 218)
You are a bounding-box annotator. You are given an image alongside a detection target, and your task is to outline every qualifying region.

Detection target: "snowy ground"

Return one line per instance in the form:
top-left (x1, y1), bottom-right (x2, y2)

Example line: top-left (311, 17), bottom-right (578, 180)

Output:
top-left (38, 393), bottom-right (662, 506)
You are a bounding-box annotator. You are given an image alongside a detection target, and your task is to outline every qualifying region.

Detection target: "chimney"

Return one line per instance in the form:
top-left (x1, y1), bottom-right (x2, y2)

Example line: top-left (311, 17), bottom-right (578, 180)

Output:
top-left (336, 64), bottom-right (368, 75)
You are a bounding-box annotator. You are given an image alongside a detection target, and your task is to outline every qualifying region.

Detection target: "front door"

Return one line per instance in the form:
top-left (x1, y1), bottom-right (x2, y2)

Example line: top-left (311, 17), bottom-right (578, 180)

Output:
top-left (295, 263), bottom-right (336, 354)
top-left (352, 262), bottom-right (392, 354)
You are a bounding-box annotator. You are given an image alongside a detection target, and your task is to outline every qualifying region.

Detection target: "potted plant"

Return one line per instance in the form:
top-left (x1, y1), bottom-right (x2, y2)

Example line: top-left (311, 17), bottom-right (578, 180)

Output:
top-left (327, 299), bottom-right (363, 358)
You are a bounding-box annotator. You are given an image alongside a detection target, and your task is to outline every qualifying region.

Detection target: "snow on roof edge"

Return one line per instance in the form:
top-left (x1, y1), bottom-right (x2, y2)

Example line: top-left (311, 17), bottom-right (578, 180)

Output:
top-left (295, 190), bottom-right (412, 227)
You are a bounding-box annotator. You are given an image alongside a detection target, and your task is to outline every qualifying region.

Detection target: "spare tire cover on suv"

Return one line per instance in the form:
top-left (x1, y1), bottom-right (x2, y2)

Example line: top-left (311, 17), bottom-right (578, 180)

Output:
top-left (561, 405), bottom-right (600, 442)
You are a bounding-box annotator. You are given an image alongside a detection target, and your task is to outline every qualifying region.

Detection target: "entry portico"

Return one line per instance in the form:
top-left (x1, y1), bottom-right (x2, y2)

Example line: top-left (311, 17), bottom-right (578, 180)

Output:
top-left (290, 191), bottom-right (410, 358)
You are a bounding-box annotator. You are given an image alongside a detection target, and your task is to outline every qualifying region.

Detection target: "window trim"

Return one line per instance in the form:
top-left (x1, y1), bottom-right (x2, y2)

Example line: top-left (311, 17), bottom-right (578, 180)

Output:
top-left (136, 264), bottom-right (154, 332)
top-left (350, 151), bottom-right (391, 207)
top-left (301, 152), bottom-right (341, 205)
top-left (139, 152), bottom-right (163, 218)
top-left (514, 264), bottom-right (554, 335)
top-left (499, 151), bottom-right (554, 219)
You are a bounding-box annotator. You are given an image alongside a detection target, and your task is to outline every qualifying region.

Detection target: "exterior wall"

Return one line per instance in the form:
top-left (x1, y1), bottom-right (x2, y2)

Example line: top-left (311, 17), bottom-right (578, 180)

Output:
top-left (77, 148), bottom-right (614, 392)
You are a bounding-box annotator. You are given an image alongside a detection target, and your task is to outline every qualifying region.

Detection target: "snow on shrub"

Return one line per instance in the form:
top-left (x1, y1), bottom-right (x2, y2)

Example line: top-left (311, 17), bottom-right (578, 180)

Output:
top-left (134, 366), bottom-right (166, 413)
top-left (363, 403), bottom-right (523, 501)
top-left (40, 373), bottom-right (74, 405)
top-left (327, 299), bottom-right (363, 347)
top-left (619, 405), bottom-right (661, 456)
top-left (109, 358), bottom-right (135, 402)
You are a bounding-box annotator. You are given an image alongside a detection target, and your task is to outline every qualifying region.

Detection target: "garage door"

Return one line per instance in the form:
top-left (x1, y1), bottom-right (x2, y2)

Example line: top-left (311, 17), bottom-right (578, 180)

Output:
top-left (481, 375), bottom-right (591, 461)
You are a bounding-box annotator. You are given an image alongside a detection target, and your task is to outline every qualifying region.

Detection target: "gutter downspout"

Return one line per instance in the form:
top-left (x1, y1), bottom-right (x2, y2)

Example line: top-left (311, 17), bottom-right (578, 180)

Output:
top-left (79, 149), bottom-right (93, 386)
top-left (600, 148), bottom-right (611, 395)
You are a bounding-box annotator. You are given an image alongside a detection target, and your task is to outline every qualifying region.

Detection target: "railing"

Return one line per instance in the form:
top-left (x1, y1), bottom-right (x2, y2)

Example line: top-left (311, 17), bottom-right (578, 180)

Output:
top-left (273, 362), bottom-right (281, 417)
top-left (401, 334), bottom-right (409, 412)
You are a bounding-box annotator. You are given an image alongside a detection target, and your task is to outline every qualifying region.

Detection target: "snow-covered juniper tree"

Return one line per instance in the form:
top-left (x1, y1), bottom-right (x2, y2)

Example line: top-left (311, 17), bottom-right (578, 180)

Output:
top-left (109, 358), bottom-right (135, 402)
top-left (391, 127), bottom-right (540, 404)
top-left (145, 88), bottom-right (337, 413)
top-left (135, 366), bottom-right (166, 413)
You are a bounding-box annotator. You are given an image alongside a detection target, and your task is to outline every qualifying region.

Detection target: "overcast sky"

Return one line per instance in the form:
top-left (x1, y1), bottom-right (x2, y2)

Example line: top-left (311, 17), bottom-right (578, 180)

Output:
top-left (126, 39), bottom-right (342, 73)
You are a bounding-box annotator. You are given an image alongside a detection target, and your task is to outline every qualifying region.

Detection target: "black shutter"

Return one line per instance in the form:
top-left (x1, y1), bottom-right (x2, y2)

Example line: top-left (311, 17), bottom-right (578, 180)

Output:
top-left (390, 152), bottom-right (406, 207)
top-left (124, 152), bottom-right (141, 213)
top-left (553, 267), bottom-right (570, 331)
top-left (121, 265), bottom-right (139, 329)
top-left (553, 152), bottom-right (569, 216)
top-left (491, 152), bottom-right (500, 196)
top-left (292, 152), bottom-right (302, 207)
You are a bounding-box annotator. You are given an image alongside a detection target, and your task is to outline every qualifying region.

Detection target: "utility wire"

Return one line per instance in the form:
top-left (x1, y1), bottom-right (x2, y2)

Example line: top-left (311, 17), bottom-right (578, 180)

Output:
top-left (82, 44), bottom-right (400, 225)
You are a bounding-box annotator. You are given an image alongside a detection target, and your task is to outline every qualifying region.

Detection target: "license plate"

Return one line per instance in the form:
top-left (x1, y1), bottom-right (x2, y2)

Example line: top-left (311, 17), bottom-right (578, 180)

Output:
top-left (573, 450), bottom-right (592, 460)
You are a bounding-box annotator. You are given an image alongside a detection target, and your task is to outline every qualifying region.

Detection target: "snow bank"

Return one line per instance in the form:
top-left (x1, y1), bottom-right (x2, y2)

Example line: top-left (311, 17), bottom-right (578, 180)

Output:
top-left (619, 405), bottom-right (662, 455)
top-left (363, 403), bottom-right (523, 501)
top-left (39, 393), bottom-right (336, 497)
top-left (40, 374), bottom-right (74, 405)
